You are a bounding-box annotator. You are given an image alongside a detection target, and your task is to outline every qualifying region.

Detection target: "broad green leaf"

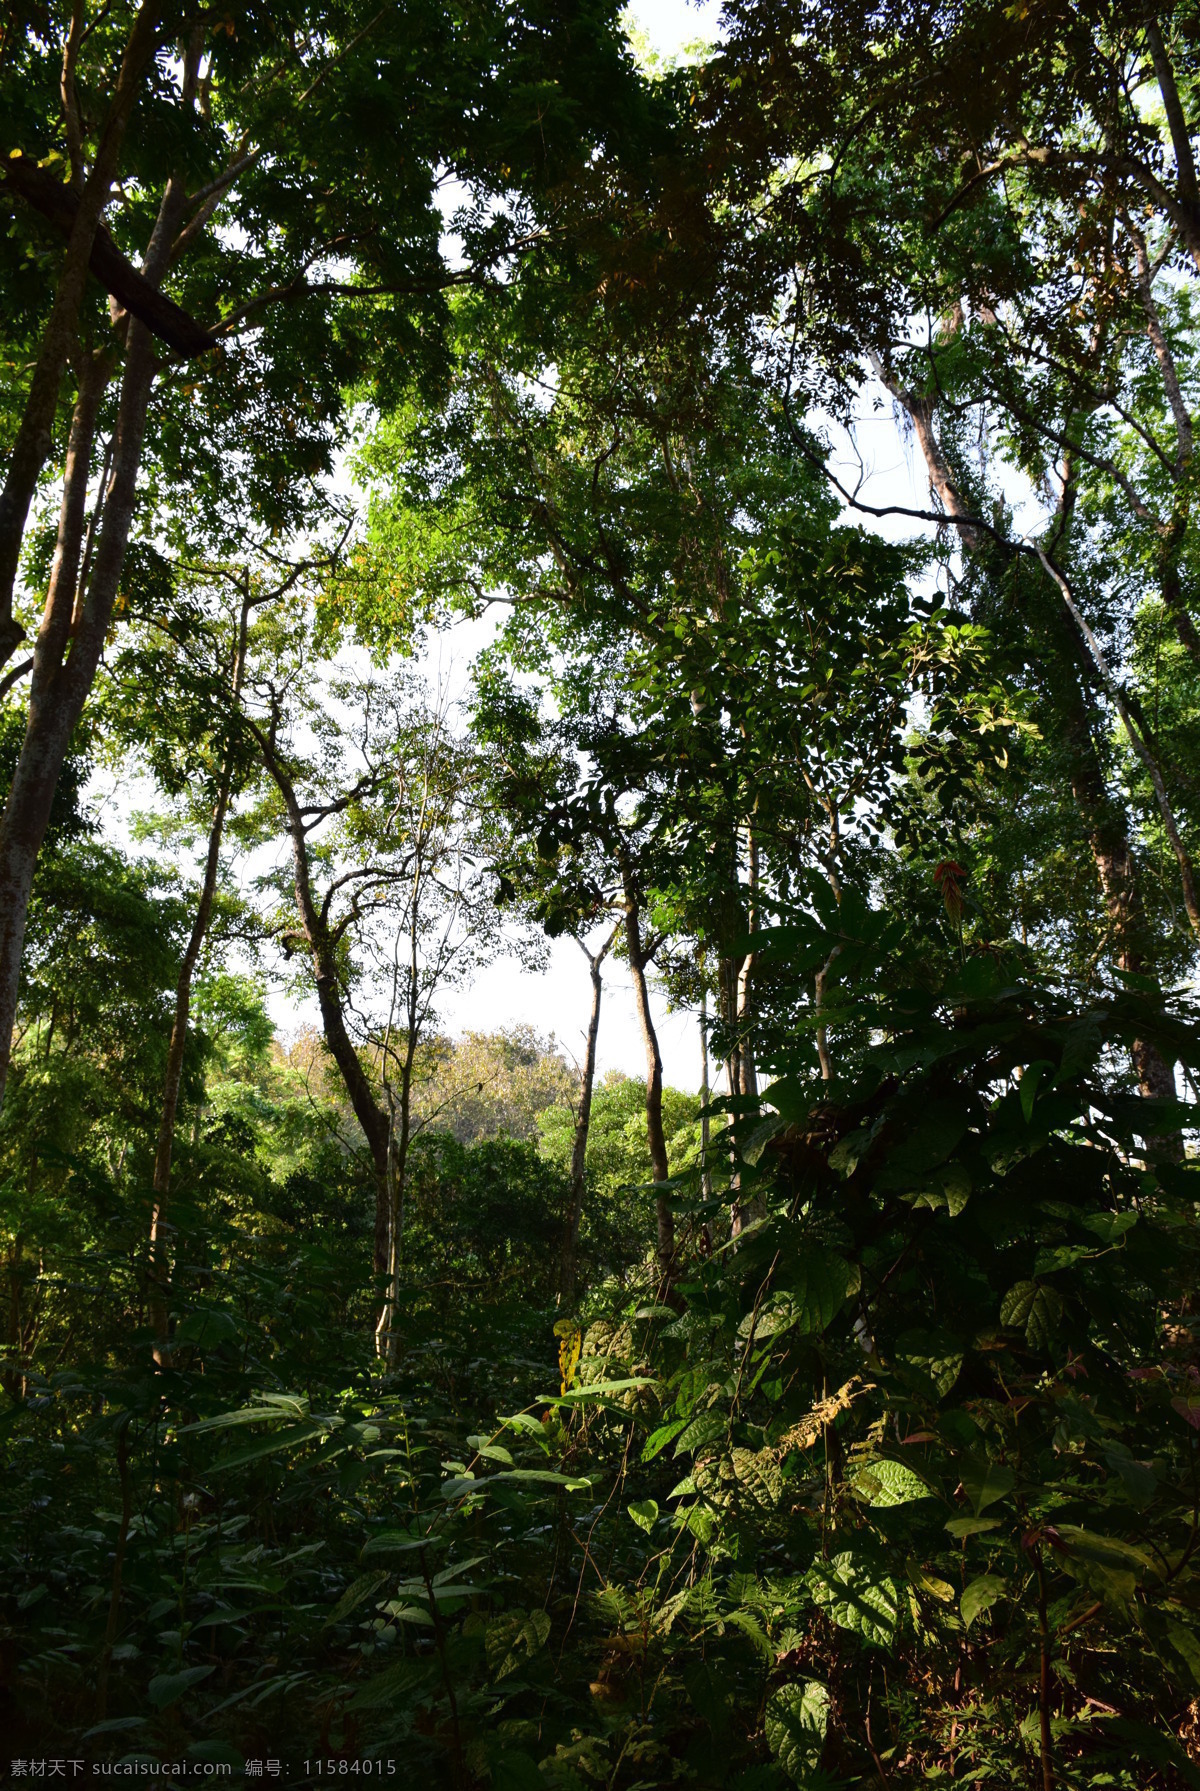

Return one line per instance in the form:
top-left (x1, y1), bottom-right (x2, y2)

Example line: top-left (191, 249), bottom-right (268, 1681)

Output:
top-left (490, 1753), bottom-right (544, 1791)
top-left (855, 1459), bottom-right (933, 1507)
top-left (1056, 1526), bottom-right (1161, 1610)
top-left (210, 1420), bottom-right (326, 1472)
top-left (148, 1665), bottom-right (215, 1709)
top-left (808, 1553), bottom-right (899, 1647)
top-left (961, 1575), bottom-right (1006, 1628)
top-left (1164, 1619), bottom-right (1200, 1688)
top-left (349, 1657), bottom-right (439, 1710)
top-left (179, 1399), bottom-right (309, 1435)
top-left (959, 1459), bottom-right (1015, 1516)
top-left (324, 1571), bottom-right (387, 1625)
top-left (360, 1531), bottom-right (445, 1561)
top-left (1082, 1210), bottom-right (1137, 1244)
top-left (554, 1377), bottom-right (659, 1401)
top-left (945, 1515), bottom-right (1001, 1538)
top-left (445, 1468), bottom-right (590, 1499)
top-left (999, 1279), bottom-right (1063, 1348)
top-left (906, 1564), bottom-right (956, 1604)
top-left (173, 1310), bottom-right (239, 1348)
top-left (782, 1247), bottom-right (859, 1336)
top-left (765, 1680), bottom-right (829, 1783)
top-left (1018, 1060), bottom-right (1054, 1121)
top-left (642, 1418), bottom-right (688, 1462)
top-left (895, 1328), bottom-right (963, 1396)
top-left (628, 1499), bottom-right (658, 1532)
top-left (486, 1608), bottom-right (552, 1680)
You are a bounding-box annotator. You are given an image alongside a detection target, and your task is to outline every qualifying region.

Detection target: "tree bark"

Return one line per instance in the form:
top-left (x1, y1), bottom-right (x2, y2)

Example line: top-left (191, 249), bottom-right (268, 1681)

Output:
top-left (2, 155), bottom-right (215, 358)
top-left (621, 866), bottom-right (674, 1279)
top-left (0, 318), bottom-right (157, 1109)
top-left (0, 0), bottom-right (162, 655)
top-left (377, 892), bottom-right (421, 1363)
top-left (883, 367), bottom-right (1183, 1134)
top-left (147, 588), bottom-right (252, 1361)
top-left (560, 926), bottom-right (617, 1304)
top-left (699, 985), bottom-right (712, 1205)
top-left (0, 148), bottom-right (194, 1110)
top-left (261, 747), bottom-right (394, 1272)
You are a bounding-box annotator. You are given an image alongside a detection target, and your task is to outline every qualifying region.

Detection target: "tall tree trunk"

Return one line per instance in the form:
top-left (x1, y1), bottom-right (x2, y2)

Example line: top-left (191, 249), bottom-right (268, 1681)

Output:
top-left (4, 1234), bottom-right (25, 1402)
top-left (377, 1035), bottom-right (416, 1367)
top-left (0, 321), bottom-right (156, 1109)
top-left (0, 162), bottom-right (191, 1110)
top-left (378, 898), bottom-right (422, 1365)
top-left (147, 588), bottom-right (252, 1361)
top-left (561, 927), bottom-right (616, 1304)
top-left (0, 0), bottom-right (162, 656)
top-left (699, 985), bottom-right (712, 1205)
top-left (736, 823), bottom-right (760, 1104)
top-left (882, 365), bottom-right (1182, 1138)
top-left (257, 747), bottom-right (393, 1270)
top-left (620, 865), bottom-right (674, 1279)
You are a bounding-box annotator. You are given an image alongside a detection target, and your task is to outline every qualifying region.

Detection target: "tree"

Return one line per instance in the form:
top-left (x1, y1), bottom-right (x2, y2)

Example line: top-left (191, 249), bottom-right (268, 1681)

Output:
top-left (0, 0), bottom-right (651, 1106)
top-left (242, 645), bottom-right (507, 1348)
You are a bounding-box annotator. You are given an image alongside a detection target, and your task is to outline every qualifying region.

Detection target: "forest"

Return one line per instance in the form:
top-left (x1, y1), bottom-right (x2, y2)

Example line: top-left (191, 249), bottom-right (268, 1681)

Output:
top-left (3, 0), bottom-right (1200, 1784)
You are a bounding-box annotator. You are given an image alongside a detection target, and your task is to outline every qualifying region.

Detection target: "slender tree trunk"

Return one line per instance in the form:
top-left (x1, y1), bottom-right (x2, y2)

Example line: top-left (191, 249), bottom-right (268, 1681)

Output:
top-left (147, 590), bottom-right (252, 1361)
top-left (0, 321), bottom-right (157, 1109)
top-left (883, 366), bottom-right (1183, 1138)
top-left (265, 756), bottom-right (393, 1268)
top-left (3, 1235), bottom-right (25, 1402)
top-left (561, 929), bottom-right (615, 1304)
top-left (0, 0), bottom-right (161, 653)
top-left (378, 905), bottom-right (421, 1365)
top-left (621, 867), bottom-right (673, 1278)
top-left (699, 986), bottom-right (712, 1205)
top-left (94, 1425), bottom-right (134, 1723)
top-left (0, 157), bottom-right (193, 1110)
top-left (736, 824), bottom-right (760, 1104)
top-left (723, 828), bottom-right (764, 1235)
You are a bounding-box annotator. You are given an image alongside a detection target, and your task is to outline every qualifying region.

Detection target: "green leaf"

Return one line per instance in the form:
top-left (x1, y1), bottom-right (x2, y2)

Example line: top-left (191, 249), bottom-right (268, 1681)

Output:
top-left (486, 1608), bottom-right (552, 1680)
top-left (173, 1309), bottom-right (240, 1349)
top-left (945, 1515), bottom-right (1001, 1539)
top-left (349, 1657), bottom-right (439, 1710)
top-left (324, 1570), bottom-right (388, 1625)
top-left (210, 1420), bottom-right (326, 1473)
top-left (641, 1418), bottom-right (688, 1462)
top-left (148, 1665), bottom-right (215, 1709)
top-left (961, 1575), bottom-right (1005, 1628)
top-left (896, 1328), bottom-right (963, 1396)
top-left (1018, 1060), bottom-right (1054, 1121)
top-left (1081, 1210), bottom-right (1137, 1244)
top-left (725, 1609), bottom-right (773, 1660)
top-left (765, 1680), bottom-right (829, 1783)
top-left (855, 1459), bottom-right (933, 1507)
top-left (554, 1377), bottom-right (659, 1401)
top-left (808, 1553), bottom-right (899, 1647)
top-left (782, 1247), bottom-right (859, 1335)
top-left (179, 1398), bottom-right (309, 1435)
top-left (360, 1531), bottom-right (446, 1561)
top-left (490, 1753), bottom-right (544, 1791)
top-left (999, 1279), bottom-right (1063, 1348)
top-left (628, 1499), bottom-right (658, 1532)
top-left (1056, 1526), bottom-right (1161, 1611)
top-left (1163, 1619), bottom-right (1200, 1688)
top-left (959, 1458), bottom-right (1015, 1516)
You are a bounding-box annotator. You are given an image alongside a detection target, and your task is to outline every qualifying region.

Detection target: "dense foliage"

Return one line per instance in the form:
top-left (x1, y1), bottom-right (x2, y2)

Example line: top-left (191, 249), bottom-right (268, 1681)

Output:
top-left (3, 0), bottom-right (1200, 1785)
